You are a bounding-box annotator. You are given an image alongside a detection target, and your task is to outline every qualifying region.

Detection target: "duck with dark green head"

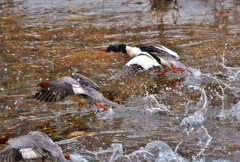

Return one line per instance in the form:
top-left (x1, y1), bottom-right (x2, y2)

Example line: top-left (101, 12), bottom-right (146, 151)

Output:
top-left (101, 44), bottom-right (186, 79)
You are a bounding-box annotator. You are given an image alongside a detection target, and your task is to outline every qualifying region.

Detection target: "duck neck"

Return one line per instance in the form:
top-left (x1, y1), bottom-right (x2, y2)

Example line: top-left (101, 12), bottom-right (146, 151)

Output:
top-left (125, 46), bottom-right (142, 57)
top-left (38, 81), bottom-right (52, 88)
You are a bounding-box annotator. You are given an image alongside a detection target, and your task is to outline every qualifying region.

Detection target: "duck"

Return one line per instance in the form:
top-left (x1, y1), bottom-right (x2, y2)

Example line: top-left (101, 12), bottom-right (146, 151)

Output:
top-left (0, 131), bottom-right (73, 162)
top-left (101, 44), bottom-right (186, 80)
top-left (31, 73), bottom-right (118, 110)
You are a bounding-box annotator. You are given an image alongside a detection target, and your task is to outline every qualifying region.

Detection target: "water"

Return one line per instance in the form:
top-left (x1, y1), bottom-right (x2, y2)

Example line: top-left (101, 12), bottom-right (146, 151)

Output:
top-left (1, 0), bottom-right (240, 161)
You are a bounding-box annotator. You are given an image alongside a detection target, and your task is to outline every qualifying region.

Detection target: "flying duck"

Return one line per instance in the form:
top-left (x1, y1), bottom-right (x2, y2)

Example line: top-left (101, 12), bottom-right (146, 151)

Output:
top-left (0, 131), bottom-right (72, 162)
top-left (31, 73), bottom-right (118, 110)
top-left (101, 44), bottom-right (186, 80)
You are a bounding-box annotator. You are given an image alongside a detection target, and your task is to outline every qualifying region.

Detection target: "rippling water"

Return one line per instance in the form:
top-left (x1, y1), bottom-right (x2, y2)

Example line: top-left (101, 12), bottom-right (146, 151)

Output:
top-left (1, 0), bottom-right (240, 161)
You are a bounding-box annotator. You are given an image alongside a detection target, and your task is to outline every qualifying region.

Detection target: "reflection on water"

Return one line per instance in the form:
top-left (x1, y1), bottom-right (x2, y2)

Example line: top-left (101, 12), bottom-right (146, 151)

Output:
top-left (1, 0), bottom-right (240, 161)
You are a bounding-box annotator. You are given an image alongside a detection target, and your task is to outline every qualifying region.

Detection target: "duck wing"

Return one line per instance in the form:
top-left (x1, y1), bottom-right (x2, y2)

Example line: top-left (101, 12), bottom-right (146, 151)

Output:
top-left (71, 73), bottom-right (100, 91)
top-left (140, 45), bottom-right (179, 59)
top-left (0, 135), bottom-right (49, 162)
top-left (108, 64), bottom-right (144, 80)
top-left (33, 76), bottom-right (89, 102)
top-left (0, 146), bottom-right (23, 162)
top-left (159, 55), bottom-right (187, 69)
top-left (27, 132), bottom-right (64, 160)
top-left (108, 52), bottom-right (161, 80)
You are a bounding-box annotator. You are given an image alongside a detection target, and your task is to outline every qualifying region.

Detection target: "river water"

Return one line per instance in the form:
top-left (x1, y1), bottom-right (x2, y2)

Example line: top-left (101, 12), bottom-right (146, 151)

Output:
top-left (1, 0), bottom-right (240, 161)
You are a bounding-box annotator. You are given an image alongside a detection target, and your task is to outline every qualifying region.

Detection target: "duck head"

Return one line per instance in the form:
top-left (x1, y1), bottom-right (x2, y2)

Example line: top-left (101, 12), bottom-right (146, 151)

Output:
top-left (101, 44), bottom-right (127, 53)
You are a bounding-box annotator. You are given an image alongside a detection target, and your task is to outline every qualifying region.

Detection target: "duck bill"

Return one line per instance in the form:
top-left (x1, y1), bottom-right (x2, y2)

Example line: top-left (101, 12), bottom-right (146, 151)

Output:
top-left (99, 48), bottom-right (108, 52)
top-left (30, 84), bottom-right (38, 87)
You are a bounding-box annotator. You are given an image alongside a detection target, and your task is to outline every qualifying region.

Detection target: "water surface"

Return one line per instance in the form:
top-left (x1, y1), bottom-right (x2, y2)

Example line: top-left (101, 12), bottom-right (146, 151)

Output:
top-left (1, 0), bottom-right (240, 161)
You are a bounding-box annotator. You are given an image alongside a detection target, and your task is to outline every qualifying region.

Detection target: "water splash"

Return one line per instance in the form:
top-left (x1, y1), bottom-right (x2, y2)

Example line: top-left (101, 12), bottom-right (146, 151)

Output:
top-left (72, 141), bottom-right (187, 161)
top-left (221, 101), bottom-right (240, 122)
top-left (213, 77), bottom-right (228, 119)
top-left (108, 144), bottom-right (124, 162)
top-left (220, 55), bottom-right (240, 81)
top-left (83, 144), bottom-right (123, 162)
top-left (144, 94), bottom-right (171, 114)
top-left (95, 107), bottom-right (114, 120)
top-left (125, 141), bottom-right (188, 162)
top-left (192, 126), bottom-right (212, 160)
top-left (180, 85), bottom-right (208, 127)
top-left (70, 154), bottom-right (89, 162)
top-left (180, 85), bottom-right (212, 161)
top-left (184, 67), bottom-right (214, 87)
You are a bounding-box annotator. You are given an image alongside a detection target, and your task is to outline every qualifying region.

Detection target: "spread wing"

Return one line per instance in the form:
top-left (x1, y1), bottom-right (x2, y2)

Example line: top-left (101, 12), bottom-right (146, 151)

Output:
top-left (33, 76), bottom-right (88, 102)
top-left (140, 45), bottom-right (179, 59)
top-left (0, 146), bottom-right (23, 162)
top-left (108, 52), bottom-right (161, 80)
top-left (108, 64), bottom-right (145, 80)
top-left (0, 135), bottom-right (49, 162)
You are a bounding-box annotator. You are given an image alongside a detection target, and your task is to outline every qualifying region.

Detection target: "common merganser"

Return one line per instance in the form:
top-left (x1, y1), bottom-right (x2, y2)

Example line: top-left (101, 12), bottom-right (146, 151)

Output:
top-left (31, 73), bottom-right (118, 110)
top-left (101, 44), bottom-right (186, 80)
top-left (0, 131), bottom-right (72, 162)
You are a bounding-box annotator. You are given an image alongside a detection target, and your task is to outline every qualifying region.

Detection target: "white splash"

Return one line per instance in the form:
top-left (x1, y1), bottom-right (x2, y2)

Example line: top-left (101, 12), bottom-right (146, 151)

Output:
top-left (180, 85), bottom-right (208, 126)
top-left (126, 141), bottom-right (188, 162)
top-left (70, 154), bottom-right (89, 162)
top-left (221, 101), bottom-right (240, 122)
top-left (144, 94), bottom-right (171, 113)
top-left (220, 55), bottom-right (240, 81)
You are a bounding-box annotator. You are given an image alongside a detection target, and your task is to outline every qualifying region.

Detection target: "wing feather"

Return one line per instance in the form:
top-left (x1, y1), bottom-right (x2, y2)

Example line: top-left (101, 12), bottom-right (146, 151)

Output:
top-left (33, 77), bottom-right (88, 102)
top-left (140, 45), bottom-right (179, 59)
top-left (0, 147), bottom-right (23, 162)
top-left (71, 73), bottom-right (100, 91)
top-left (108, 64), bottom-right (145, 80)
top-left (109, 52), bottom-right (161, 80)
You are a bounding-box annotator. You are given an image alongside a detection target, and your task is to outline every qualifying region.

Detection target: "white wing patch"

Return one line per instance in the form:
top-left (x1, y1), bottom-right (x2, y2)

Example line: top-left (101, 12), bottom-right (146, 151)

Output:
top-left (154, 45), bottom-right (179, 59)
top-left (126, 52), bottom-right (161, 70)
top-left (20, 148), bottom-right (40, 159)
top-left (72, 84), bottom-right (85, 94)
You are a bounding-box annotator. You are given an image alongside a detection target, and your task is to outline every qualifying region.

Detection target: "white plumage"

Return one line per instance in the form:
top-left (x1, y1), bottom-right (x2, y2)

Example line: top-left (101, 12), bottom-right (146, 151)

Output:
top-left (154, 45), bottom-right (179, 59)
top-left (72, 84), bottom-right (85, 94)
top-left (126, 52), bottom-right (161, 70)
top-left (20, 148), bottom-right (39, 159)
